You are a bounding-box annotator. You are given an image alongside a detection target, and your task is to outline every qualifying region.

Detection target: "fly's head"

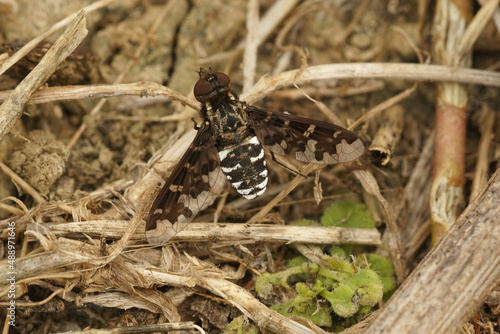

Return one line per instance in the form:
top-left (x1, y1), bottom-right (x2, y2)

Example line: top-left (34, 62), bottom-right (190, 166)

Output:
top-left (194, 68), bottom-right (231, 103)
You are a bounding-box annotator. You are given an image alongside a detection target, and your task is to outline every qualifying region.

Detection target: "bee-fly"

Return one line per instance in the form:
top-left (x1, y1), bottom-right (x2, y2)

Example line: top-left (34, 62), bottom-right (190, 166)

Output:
top-left (145, 68), bottom-right (364, 244)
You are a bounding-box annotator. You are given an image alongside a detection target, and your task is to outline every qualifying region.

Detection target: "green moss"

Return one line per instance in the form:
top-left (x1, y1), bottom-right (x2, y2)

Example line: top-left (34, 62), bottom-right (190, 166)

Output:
top-left (256, 200), bottom-right (395, 329)
top-left (321, 201), bottom-right (375, 229)
top-left (226, 316), bottom-right (260, 334)
top-left (270, 282), bottom-right (333, 327)
top-left (357, 254), bottom-right (397, 300)
top-left (256, 254), bottom-right (384, 319)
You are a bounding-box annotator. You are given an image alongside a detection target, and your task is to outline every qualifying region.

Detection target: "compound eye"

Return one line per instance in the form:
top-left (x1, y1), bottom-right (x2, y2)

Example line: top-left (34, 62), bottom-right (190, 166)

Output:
top-left (215, 72), bottom-right (230, 88)
top-left (193, 79), bottom-right (213, 100)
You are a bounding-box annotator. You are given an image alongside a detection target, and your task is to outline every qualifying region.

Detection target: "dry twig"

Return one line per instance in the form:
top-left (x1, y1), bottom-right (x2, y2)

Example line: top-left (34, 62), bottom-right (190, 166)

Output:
top-left (25, 221), bottom-right (381, 245)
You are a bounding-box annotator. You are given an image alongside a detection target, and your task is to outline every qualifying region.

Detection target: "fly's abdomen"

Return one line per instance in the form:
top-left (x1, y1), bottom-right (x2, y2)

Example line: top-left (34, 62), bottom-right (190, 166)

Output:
top-left (218, 136), bottom-right (268, 199)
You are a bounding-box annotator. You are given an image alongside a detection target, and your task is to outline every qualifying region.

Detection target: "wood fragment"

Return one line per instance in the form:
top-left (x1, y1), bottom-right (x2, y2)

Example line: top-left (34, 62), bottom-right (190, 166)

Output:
top-left (369, 105), bottom-right (405, 166)
top-left (364, 168), bottom-right (500, 334)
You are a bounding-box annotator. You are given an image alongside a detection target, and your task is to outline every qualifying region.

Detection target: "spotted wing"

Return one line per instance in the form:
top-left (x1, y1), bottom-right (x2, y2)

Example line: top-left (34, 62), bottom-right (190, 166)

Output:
top-left (248, 107), bottom-right (364, 164)
top-left (145, 125), bottom-right (223, 244)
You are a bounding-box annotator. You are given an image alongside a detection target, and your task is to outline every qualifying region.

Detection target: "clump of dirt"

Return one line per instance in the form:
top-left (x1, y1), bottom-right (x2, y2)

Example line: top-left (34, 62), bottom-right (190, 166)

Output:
top-left (65, 130), bottom-right (120, 192)
top-left (8, 130), bottom-right (69, 194)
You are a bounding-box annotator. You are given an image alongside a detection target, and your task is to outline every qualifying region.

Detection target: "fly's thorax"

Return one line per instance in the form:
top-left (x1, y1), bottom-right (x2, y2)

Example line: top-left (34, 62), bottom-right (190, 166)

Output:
top-left (206, 93), bottom-right (251, 147)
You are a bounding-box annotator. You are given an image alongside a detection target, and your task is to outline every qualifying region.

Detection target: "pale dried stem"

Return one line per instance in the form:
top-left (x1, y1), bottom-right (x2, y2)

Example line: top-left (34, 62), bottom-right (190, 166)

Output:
top-left (355, 170), bottom-right (408, 283)
top-left (0, 82), bottom-right (198, 109)
top-left (293, 83), bottom-right (342, 125)
top-left (56, 323), bottom-right (204, 334)
top-left (478, 0), bottom-right (500, 31)
top-left (0, 162), bottom-right (46, 204)
top-left (199, 276), bottom-right (324, 334)
top-left (242, 63), bottom-right (500, 104)
top-left (0, 63), bottom-right (498, 112)
top-left (242, 0), bottom-right (259, 93)
top-left (390, 25), bottom-right (427, 64)
top-left (455, 0), bottom-right (500, 64)
top-left (105, 188), bottom-right (155, 265)
top-left (274, 1), bottom-right (323, 51)
top-left (272, 80), bottom-right (385, 99)
top-left (0, 202), bottom-right (25, 216)
top-left (25, 221), bottom-right (381, 245)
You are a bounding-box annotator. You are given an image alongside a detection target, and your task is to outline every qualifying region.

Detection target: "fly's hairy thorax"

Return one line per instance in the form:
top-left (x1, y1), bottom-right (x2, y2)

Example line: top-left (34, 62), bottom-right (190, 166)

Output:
top-left (205, 93), bottom-right (251, 148)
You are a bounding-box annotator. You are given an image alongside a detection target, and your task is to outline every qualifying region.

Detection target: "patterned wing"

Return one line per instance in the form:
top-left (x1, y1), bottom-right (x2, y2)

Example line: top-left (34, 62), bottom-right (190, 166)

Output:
top-left (247, 107), bottom-right (364, 164)
top-left (145, 125), bottom-right (223, 244)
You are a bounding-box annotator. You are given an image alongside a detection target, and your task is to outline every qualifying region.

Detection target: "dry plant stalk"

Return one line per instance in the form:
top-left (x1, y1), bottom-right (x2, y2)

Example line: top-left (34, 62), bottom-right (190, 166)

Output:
top-left (430, 0), bottom-right (500, 243)
top-left (0, 11), bottom-right (88, 142)
top-left (364, 167), bottom-right (500, 334)
top-left (1, 63), bottom-right (499, 108)
top-left (368, 105), bottom-right (405, 166)
top-left (0, 82), bottom-right (198, 110)
top-left (244, 63), bottom-right (500, 104)
top-left (24, 221), bottom-right (381, 245)
top-left (242, 0), bottom-right (259, 92)
top-left (430, 0), bottom-right (472, 244)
